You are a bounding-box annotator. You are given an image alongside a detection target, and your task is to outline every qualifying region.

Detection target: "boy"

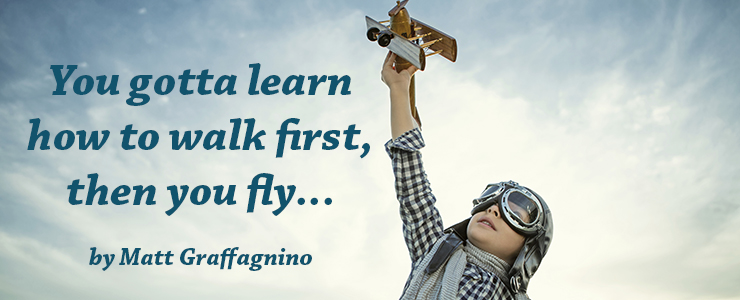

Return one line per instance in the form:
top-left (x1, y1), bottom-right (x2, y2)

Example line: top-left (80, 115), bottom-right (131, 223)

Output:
top-left (381, 52), bottom-right (553, 300)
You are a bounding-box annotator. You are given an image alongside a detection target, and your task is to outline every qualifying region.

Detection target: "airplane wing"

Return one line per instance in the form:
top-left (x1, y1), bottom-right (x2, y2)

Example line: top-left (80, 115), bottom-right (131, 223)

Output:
top-left (365, 16), bottom-right (426, 70)
top-left (411, 18), bottom-right (457, 63)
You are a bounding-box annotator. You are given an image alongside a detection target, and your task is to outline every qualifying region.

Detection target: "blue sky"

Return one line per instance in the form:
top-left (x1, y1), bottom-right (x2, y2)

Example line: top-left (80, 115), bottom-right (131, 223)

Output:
top-left (1, 1), bottom-right (739, 299)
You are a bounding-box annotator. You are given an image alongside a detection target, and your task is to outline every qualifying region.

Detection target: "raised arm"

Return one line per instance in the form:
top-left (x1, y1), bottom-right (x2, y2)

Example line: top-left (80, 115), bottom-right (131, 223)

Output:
top-left (381, 52), bottom-right (419, 140)
top-left (382, 52), bottom-right (444, 264)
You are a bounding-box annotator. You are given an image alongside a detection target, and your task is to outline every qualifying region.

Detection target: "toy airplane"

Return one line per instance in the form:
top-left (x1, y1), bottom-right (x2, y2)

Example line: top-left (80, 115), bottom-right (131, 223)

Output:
top-left (365, 0), bottom-right (457, 126)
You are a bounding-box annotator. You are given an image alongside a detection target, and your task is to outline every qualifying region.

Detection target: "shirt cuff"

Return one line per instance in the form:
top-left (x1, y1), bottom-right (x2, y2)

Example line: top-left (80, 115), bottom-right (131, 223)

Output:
top-left (385, 128), bottom-right (425, 157)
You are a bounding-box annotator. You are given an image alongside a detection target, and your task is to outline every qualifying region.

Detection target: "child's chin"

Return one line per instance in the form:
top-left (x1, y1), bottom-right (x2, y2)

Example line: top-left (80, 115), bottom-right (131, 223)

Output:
top-left (468, 228), bottom-right (495, 248)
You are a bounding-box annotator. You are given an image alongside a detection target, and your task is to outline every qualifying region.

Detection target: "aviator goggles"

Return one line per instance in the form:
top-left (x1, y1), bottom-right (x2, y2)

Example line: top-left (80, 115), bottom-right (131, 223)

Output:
top-left (471, 181), bottom-right (544, 236)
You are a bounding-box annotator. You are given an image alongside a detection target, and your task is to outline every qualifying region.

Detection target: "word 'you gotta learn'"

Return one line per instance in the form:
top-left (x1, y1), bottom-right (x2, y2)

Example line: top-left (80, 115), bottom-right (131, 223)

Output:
top-left (50, 63), bottom-right (352, 106)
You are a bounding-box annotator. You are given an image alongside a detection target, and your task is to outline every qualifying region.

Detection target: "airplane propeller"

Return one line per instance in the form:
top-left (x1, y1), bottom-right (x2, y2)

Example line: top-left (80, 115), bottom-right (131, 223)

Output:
top-left (388, 0), bottom-right (409, 17)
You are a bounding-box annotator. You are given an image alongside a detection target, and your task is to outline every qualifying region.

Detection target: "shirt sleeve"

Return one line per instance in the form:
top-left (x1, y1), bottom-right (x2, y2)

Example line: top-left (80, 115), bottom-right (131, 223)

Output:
top-left (385, 128), bottom-right (444, 264)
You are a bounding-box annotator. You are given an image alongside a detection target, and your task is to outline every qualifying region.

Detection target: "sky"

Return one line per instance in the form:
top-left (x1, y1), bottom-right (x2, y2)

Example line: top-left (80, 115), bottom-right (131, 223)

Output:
top-left (1, 0), bottom-right (739, 299)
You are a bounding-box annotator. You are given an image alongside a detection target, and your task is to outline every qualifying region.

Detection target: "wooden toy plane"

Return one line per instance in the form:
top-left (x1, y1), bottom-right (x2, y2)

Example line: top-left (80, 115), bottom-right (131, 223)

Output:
top-left (365, 0), bottom-right (457, 127)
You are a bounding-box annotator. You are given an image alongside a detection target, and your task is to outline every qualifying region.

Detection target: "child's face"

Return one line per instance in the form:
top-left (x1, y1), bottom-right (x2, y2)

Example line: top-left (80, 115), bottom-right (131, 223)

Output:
top-left (467, 203), bottom-right (526, 265)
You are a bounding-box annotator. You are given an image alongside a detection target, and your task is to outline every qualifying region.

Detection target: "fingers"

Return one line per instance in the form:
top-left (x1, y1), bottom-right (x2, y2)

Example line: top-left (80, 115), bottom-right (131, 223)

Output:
top-left (406, 65), bottom-right (418, 75)
top-left (397, 65), bottom-right (418, 78)
top-left (384, 51), bottom-right (421, 74)
top-left (384, 51), bottom-right (396, 68)
top-left (381, 52), bottom-right (391, 83)
top-left (381, 51), bottom-right (420, 87)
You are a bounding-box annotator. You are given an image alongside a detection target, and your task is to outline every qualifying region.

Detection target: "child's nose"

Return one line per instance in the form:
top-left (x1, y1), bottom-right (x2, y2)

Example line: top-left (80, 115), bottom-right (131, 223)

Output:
top-left (487, 204), bottom-right (500, 218)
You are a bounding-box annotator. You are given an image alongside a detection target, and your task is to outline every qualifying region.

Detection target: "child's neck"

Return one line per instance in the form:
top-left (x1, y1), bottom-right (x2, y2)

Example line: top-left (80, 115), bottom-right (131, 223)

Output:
top-left (465, 241), bottom-right (511, 283)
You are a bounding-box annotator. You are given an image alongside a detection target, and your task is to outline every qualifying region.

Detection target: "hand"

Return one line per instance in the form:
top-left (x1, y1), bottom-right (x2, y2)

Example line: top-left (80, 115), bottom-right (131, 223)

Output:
top-left (381, 51), bottom-right (418, 91)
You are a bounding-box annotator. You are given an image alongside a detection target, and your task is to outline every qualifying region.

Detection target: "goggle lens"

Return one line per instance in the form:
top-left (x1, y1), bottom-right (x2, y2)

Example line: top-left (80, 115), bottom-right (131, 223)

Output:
top-left (506, 191), bottom-right (539, 225)
top-left (472, 182), bottom-right (544, 236)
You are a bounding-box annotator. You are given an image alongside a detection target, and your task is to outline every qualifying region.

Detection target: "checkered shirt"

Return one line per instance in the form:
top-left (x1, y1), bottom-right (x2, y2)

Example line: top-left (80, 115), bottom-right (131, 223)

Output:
top-left (386, 128), bottom-right (515, 300)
